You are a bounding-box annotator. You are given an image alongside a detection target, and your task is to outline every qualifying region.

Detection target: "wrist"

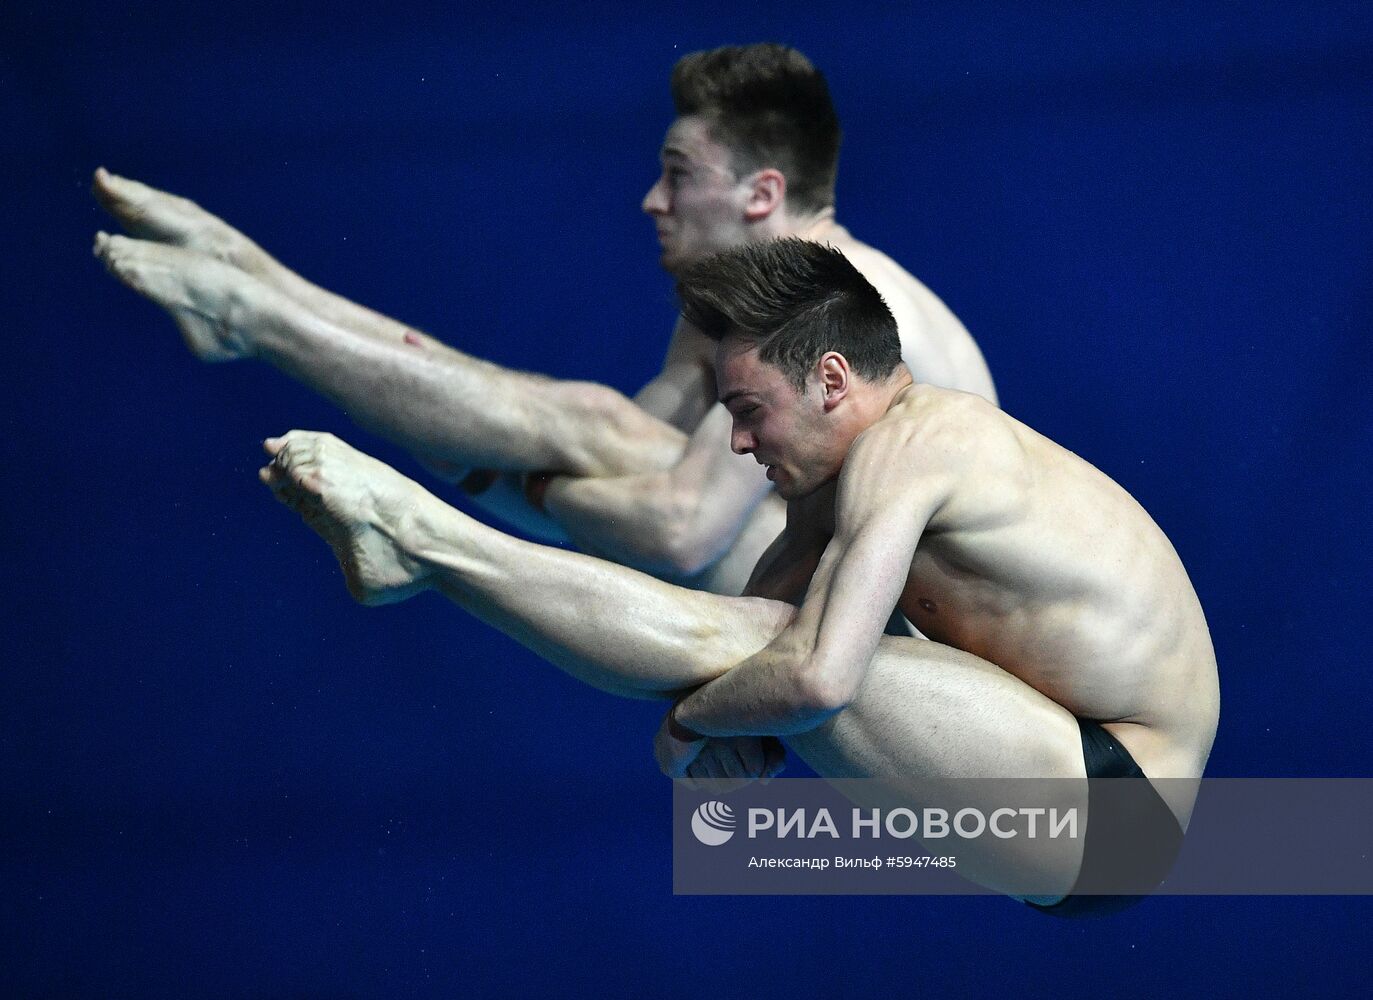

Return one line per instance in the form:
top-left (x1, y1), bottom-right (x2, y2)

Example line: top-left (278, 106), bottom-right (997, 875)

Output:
top-left (668, 700), bottom-right (706, 743)
top-left (523, 470), bottom-right (565, 512)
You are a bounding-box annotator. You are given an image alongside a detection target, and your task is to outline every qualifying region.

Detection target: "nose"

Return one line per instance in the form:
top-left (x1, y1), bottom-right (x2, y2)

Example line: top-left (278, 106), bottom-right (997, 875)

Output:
top-left (730, 425), bottom-right (755, 455)
top-left (642, 174), bottom-right (668, 216)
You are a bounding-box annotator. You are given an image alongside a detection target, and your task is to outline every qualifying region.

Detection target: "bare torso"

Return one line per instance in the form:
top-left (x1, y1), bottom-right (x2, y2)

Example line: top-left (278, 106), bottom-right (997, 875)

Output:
top-left (747, 385), bottom-right (1219, 802)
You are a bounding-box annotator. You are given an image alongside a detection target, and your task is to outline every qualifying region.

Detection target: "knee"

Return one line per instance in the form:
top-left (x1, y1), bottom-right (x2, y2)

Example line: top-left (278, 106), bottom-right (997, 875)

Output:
top-left (550, 381), bottom-right (682, 474)
top-left (554, 380), bottom-right (631, 424)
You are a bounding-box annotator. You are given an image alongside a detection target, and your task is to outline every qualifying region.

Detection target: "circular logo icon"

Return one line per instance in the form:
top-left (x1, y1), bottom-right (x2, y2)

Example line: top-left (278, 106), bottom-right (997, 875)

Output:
top-left (690, 800), bottom-right (736, 846)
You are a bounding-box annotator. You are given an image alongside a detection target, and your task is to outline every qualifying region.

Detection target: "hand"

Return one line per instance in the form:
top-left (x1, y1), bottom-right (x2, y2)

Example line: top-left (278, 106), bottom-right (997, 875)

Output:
top-left (653, 704), bottom-right (708, 779)
top-left (654, 708), bottom-right (786, 791)
top-left (681, 736), bottom-right (787, 794)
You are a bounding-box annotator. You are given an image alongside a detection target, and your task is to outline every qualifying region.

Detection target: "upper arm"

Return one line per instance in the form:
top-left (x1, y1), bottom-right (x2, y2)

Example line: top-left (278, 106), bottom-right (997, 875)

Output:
top-left (792, 419), bottom-right (960, 704)
top-left (632, 316), bottom-right (716, 431)
top-left (656, 403), bottom-right (773, 574)
top-left (541, 400), bottom-right (772, 580)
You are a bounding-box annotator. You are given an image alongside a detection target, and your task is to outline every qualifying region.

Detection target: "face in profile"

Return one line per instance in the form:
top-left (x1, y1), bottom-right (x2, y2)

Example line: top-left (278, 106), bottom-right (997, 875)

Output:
top-left (716, 338), bottom-right (839, 500)
top-left (642, 116), bottom-right (754, 273)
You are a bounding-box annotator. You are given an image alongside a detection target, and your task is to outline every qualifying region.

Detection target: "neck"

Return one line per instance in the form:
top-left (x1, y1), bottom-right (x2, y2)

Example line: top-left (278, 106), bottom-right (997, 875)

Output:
top-left (826, 370), bottom-right (916, 477)
top-left (882, 369), bottom-right (917, 411)
top-left (851, 369), bottom-right (916, 430)
top-left (788, 370), bottom-right (912, 528)
top-left (786, 476), bottom-right (838, 533)
top-left (793, 206), bottom-right (837, 239)
top-left (764, 204), bottom-right (839, 242)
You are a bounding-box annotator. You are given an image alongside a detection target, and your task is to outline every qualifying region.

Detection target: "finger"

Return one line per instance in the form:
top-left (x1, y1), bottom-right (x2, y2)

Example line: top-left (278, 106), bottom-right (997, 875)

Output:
top-left (697, 755), bottom-right (723, 783)
top-left (655, 729), bottom-right (690, 779)
top-left (686, 765), bottom-right (729, 797)
top-left (763, 737), bottom-right (787, 782)
top-left (734, 737), bottom-right (766, 777)
top-left (718, 748), bottom-right (748, 781)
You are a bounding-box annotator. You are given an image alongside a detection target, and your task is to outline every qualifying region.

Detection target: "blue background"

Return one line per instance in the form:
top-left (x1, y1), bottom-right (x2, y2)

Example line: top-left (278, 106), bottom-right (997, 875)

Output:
top-left (3, 1), bottom-right (1371, 995)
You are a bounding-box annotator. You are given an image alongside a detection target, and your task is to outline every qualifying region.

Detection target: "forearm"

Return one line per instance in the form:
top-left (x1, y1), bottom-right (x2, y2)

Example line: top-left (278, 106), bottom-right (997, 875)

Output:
top-left (541, 402), bottom-right (769, 579)
top-left (671, 517), bottom-right (910, 737)
top-left (670, 613), bottom-right (836, 738)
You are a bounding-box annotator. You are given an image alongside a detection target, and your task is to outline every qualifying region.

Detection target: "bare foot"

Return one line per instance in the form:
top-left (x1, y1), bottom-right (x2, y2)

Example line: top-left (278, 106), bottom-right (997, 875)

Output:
top-left (94, 232), bottom-right (258, 361)
top-left (92, 167), bottom-right (275, 279)
top-left (259, 431), bottom-right (440, 605)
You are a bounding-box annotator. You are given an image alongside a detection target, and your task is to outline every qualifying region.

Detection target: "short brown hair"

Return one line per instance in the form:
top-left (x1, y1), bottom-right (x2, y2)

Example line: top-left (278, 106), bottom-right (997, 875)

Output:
top-left (670, 44), bottom-right (842, 214)
top-left (678, 239), bottom-right (901, 391)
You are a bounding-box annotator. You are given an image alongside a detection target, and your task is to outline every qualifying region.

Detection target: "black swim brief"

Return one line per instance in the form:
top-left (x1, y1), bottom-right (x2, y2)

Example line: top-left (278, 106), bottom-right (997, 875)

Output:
top-left (1026, 717), bottom-right (1184, 918)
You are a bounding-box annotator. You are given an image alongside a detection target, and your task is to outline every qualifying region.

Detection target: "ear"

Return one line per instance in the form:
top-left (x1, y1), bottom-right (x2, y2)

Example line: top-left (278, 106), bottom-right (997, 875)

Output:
top-left (817, 352), bottom-right (851, 411)
top-left (742, 168), bottom-right (786, 222)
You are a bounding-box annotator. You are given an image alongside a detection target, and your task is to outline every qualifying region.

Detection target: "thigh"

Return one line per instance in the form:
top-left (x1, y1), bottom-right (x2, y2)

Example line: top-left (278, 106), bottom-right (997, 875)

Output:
top-left (790, 637), bottom-right (1085, 782)
top-left (787, 637), bottom-right (1090, 899)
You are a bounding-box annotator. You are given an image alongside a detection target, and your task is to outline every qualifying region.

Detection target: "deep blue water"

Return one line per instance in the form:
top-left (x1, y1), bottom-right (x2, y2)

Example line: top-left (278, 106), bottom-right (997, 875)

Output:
top-left (3, 2), bottom-right (1371, 995)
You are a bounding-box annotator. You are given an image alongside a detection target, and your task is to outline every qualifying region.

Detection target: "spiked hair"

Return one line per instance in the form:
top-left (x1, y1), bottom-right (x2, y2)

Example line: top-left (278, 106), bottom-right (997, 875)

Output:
top-left (678, 238), bottom-right (901, 391)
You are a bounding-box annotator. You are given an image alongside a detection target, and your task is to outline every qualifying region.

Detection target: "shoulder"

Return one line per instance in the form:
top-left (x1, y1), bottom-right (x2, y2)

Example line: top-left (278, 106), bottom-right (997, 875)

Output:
top-left (662, 314), bottom-right (718, 369)
top-left (824, 230), bottom-right (930, 309)
top-left (826, 234), bottom-right (916, 308)
top-left (852, 386), bottom-right (1012, 470)
top-left (840, 387), bottom-right (1025, 523)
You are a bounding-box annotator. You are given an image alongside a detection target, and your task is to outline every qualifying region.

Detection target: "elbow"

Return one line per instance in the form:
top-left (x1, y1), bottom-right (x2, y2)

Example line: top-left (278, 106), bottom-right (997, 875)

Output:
top-left (658, 522), bottom-right (719, 578)
top-left (653, 492), bottom-right (724, 578)
top-left (791, 661), bottom-right (859, 720)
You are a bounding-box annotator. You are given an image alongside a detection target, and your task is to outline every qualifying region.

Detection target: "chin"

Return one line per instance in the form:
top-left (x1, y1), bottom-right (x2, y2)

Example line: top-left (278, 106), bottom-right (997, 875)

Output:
top-left (778, 475), bottom-right (827, 501)
top-left (659, 241), bottom-right (721, 275)
top-left (659, 249), bottom-right (701, 277)
top-left (771, 475), bottom-right (801, 500)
